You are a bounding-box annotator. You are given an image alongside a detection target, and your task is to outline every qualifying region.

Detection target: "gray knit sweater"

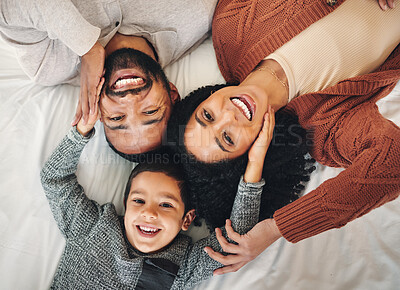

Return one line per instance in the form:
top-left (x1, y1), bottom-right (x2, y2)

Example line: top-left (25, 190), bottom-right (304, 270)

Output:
top-left (40, 127), bottom-right (264, 289)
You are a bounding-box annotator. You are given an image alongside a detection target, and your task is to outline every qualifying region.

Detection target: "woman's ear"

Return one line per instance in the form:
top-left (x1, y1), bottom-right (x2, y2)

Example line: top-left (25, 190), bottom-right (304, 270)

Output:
top-left (181, 209), bottom-right (196, 231)
top-left (169, 82), bottom-right (180, 104)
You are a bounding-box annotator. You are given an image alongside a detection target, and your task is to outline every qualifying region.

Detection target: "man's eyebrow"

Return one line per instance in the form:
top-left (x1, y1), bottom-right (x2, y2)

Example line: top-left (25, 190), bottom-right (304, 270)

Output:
top-left (142, 110), bottom-right (166, 126)
top-left (104, 123), bottom-right (128, 130)
top-left (195, 113), bottom-right (206, 127)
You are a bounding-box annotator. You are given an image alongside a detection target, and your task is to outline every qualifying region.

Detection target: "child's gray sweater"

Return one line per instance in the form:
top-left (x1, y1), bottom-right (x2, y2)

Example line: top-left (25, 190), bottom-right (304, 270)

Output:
top-left (40, 127), bottom-right (265, 290)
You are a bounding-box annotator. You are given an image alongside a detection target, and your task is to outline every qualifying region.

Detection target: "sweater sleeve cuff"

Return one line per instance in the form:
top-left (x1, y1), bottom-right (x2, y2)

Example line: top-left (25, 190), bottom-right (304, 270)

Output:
top-left (67, 126), bottom-right (95, 145)
top-left (238, 175), bottom-right (265, 195)
top-left (273, 191), bottom-right (336, 243)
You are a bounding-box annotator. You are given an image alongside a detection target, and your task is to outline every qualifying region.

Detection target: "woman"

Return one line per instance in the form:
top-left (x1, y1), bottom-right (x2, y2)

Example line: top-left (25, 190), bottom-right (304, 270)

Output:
top-left (166, 0), bottom-right (400, 274)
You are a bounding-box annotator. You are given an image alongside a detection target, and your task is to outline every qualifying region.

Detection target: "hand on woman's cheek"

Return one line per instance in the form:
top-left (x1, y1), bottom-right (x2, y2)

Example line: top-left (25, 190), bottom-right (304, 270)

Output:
top-left (204, 219), bottom-right (282, 275)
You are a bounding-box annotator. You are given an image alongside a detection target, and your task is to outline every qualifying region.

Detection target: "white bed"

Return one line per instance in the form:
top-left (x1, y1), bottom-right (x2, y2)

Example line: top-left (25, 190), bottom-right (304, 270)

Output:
top-left (0, 36), bottom-right (399, 290)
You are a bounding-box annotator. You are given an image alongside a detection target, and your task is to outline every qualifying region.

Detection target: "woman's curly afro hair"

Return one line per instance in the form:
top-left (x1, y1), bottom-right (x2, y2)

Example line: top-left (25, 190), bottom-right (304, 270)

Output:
top-left (165, 84), bottom-right (315, 229)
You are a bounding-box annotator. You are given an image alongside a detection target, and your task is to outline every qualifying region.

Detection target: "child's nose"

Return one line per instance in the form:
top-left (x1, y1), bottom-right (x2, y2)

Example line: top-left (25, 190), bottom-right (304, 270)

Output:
top-left (141, 205), bottom-right (158, 219)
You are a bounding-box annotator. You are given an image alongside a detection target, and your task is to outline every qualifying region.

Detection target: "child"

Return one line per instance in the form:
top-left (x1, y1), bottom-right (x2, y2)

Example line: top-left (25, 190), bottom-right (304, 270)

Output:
top-left (40, 100), bottom-right (274, 289)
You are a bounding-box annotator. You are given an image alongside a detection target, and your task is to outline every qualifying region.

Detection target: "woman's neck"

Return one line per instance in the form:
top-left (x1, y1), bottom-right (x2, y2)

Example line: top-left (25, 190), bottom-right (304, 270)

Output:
top-left (241, 59), bottom-right (289, 111)
top-left (105, 33), bottom-right (157, 61)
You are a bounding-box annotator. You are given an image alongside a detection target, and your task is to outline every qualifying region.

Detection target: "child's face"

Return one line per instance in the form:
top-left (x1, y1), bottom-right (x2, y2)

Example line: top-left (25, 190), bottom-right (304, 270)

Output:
top-left (124, 171), bottom-right (195, 253)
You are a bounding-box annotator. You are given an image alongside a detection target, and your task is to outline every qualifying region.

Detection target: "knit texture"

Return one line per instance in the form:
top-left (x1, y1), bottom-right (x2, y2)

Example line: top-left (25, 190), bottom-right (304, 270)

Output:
top-left (212, 0), bottom-right (345, 83)
top-left (276, 48), bottom-right (400, 242)
top-left (212, 0), bottom-right (400, 242)
top-left (40, 127), bottom-right (264, 289)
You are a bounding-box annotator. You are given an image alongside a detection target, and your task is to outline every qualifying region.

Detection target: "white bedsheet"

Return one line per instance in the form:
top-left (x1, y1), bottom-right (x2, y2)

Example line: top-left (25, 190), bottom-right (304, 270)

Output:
top-left (0, 36), bottom-right (399, 290)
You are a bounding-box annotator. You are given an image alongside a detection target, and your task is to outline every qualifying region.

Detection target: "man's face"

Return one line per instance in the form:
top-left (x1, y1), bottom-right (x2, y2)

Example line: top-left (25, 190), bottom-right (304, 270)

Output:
top-left (99, 48), bottom-right (178, 154)
top-left (124, 171), bottom-right (194, 253)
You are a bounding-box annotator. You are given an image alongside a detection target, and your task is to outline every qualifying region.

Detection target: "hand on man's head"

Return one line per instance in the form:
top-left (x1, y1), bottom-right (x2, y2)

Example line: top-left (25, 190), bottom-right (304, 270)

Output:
top-left (72, 41), bottom-right (106, 127)
top-left (76, 77), bottom-right (105, 137)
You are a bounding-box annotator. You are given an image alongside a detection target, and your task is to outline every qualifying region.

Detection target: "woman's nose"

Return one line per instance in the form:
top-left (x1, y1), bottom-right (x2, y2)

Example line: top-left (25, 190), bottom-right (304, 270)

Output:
top-left (214, 109), bottom-right (236, 129)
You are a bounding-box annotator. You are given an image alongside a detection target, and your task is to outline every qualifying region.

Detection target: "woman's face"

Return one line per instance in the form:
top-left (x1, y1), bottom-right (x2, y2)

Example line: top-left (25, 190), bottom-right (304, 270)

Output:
top-left (184, 85), bottom-right (270, 162)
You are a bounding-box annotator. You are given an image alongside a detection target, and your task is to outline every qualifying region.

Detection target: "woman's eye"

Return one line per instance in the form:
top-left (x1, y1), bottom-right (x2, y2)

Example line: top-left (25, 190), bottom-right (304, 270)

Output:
top-left (144, 109), bottom-right (159, 115)
top-left (203, 109), bottom-right (214, 121)
top-left (110, 115), bottom-right (124, 121)
top-left (160, 203), bottom-right (173, 208)
top-left (133, 199), bottom-right (144, 204)
top-left (223, 132), bottom-right (234, 145)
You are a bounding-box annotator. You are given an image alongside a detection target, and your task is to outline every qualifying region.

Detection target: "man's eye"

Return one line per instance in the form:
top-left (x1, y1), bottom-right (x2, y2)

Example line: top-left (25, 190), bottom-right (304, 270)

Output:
top-left (223, 132), bottom-right (234, 145)
top-left (144, 109), bottom-right (159, 115)
top-left (160, 203), bottom-right (173, 208)
top-left (110, 115), bottom-right (124, 121)
top-left (203, 109), bottom-right (214, 121)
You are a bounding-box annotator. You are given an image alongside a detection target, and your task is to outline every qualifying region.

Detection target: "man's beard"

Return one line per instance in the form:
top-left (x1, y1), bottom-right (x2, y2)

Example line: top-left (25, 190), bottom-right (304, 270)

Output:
top-left (103, 48), bottom-right (169, 96)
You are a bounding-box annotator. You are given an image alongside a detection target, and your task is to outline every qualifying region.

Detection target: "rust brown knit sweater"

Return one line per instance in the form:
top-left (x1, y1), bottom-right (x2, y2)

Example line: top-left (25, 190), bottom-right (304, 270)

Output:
top-left (213, 0), bottom-right (400, 242)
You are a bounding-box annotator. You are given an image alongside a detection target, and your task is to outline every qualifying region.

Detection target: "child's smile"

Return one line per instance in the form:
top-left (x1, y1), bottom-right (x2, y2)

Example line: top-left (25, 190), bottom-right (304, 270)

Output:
top-left (136, 224), bottom-right (161, 237)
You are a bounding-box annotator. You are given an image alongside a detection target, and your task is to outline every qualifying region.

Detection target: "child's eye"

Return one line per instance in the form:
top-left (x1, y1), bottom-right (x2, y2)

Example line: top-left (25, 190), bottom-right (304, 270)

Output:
top-left (133, 199), bottom-right (145, 204)
top-left (160, 203), bottom-right (173, 208)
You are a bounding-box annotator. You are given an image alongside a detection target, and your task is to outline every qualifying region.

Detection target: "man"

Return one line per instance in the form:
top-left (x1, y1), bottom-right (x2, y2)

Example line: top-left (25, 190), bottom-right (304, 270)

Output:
top-left (0, 0), bottom-right (217, 156)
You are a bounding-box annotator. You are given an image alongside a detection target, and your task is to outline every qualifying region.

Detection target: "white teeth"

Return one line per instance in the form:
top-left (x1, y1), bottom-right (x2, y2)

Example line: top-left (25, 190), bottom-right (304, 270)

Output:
top-left (115, 77), bottom-right (143, 88)
top-left (232, 98), bottom-right (252, 120)
top-left (139, 226), bottom-right (158, 233)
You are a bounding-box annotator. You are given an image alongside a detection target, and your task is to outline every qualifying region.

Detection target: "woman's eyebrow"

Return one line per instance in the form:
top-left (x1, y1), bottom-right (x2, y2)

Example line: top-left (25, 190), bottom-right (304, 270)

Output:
top-left (195, 112), bottom-right (230, 153)
top-left (215, 137), bottom-right (230, 153)
top-left (195, 113), bottom-right (206, 127)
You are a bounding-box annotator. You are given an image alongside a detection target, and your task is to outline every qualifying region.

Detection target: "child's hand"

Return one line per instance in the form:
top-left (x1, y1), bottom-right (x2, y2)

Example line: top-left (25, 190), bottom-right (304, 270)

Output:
top-left (76, 77), bottom-right (105, 137)
top-left (244, 105), bottom-right (275, 183)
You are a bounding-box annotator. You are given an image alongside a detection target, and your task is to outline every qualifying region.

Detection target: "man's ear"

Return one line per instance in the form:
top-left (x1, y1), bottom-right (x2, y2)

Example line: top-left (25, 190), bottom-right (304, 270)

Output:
top-left (169, 82), bottom-right (180, 104)
top-left (181, 209), bottom-right (196, 231)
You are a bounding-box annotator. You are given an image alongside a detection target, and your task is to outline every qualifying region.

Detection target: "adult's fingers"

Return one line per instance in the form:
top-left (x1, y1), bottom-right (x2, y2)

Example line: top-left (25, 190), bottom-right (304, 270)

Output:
top-left (80, 84), bottom-right (89, 125)
top-left (204, 247), bottom-right (244, 265)
top-left (213, 262), bottom-right (247, 276)
top-left (215, 228), bottom-right (240, 254)
top-left (96, 77), bottom-right (105, 97)
top-left (71, 99), bottom-right (82, 126)
top-left (88, 85), bottom-right (97, 115)
top-left (225, 220), bottom-right (242, 243)
top-left (378, 0), bottom-right (395, 10)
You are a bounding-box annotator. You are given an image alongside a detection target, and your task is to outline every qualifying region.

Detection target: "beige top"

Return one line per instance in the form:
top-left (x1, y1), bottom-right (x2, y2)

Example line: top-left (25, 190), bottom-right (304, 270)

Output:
top-left (266, 0), bottom-right (400, 101)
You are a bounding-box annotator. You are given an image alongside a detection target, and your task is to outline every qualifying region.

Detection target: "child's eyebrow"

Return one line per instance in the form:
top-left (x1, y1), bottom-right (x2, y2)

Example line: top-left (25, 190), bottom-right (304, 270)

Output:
top-left (129, 191), bottom-right (181, 203)
top-left (160, 193), bottom-right (181, 203)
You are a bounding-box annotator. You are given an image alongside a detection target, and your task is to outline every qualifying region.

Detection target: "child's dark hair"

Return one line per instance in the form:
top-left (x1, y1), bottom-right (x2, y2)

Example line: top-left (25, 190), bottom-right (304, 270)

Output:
top-left (123, 160), bottom-right (191, 214)
top-left (166, 84), bottom-right (316, 229)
